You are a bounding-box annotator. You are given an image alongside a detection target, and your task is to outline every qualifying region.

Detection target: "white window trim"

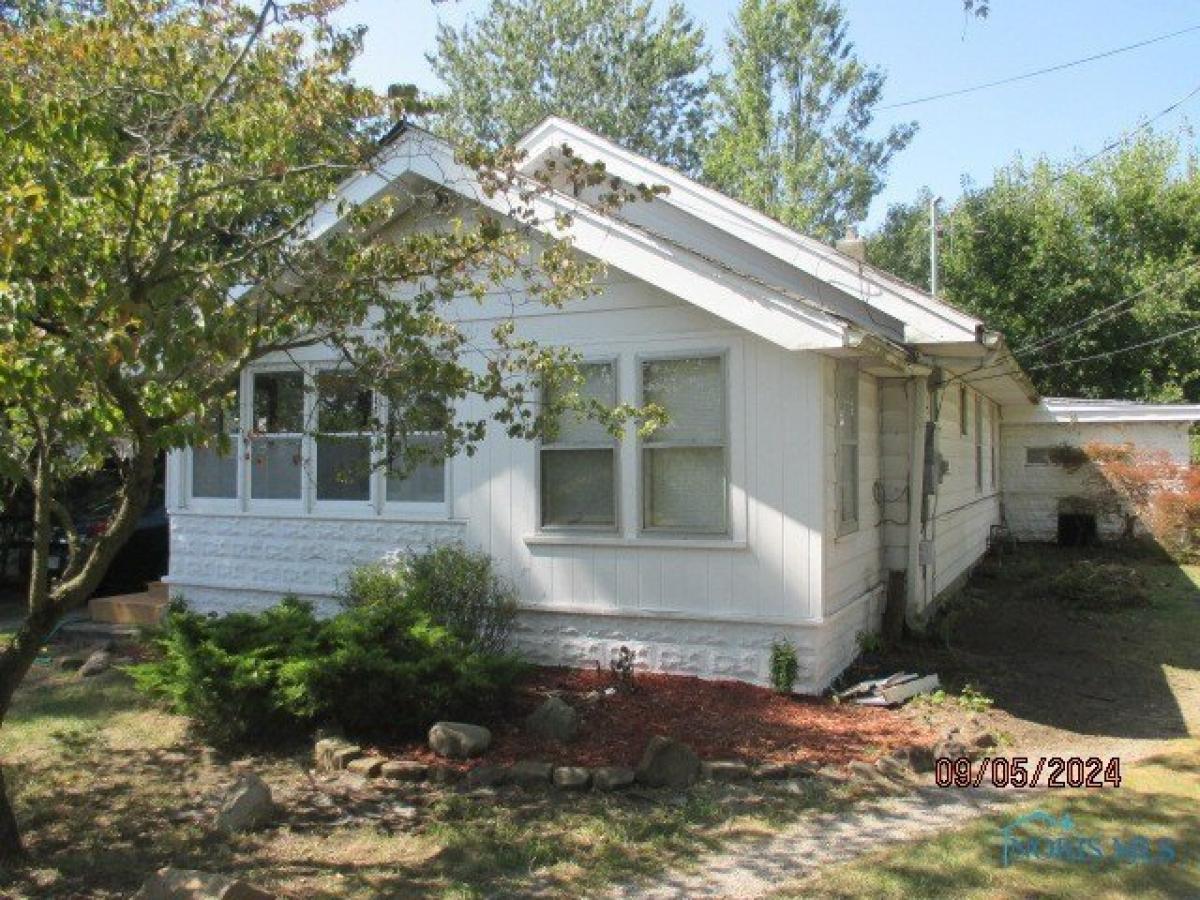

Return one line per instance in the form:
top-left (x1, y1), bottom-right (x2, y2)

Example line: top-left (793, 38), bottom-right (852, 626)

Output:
top-left (835, 360), bottom-right (860, 537)
top-left (536, 356), bottom-right (621, 533)
top-left (183, 357), bottom-right (452, 520)
top-left (637, 349), bottom-right (731, 537)
top-left (310, 365), bottom-right (376, 517)
top-left (975, 394), bottom-right (984, 493)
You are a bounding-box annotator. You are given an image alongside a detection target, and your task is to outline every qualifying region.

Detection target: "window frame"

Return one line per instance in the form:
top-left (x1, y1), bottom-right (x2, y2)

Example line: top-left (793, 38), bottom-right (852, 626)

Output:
top-left (245, 363), bottom-right (309, 513)
top-left (960, 385), bottom-right (969, 436)
top-left (535, 357), bottom-right (621, 533)
top-left (835, 359), bottom-right (860, 537)
top-left (990, 401), bottom-right (999, 489)
top-left (637, 350), bottom-right (730, 537)
top-left (311, 366), bottom-right (376, 515)
top-left (975, 394), bottom-right (984, 493)
top-left (184, 359), bottom-right (453, 520)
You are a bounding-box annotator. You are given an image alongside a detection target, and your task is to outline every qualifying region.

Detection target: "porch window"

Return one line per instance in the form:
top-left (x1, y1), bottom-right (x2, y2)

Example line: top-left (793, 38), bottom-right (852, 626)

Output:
top-left (835, 360), bottom-right (859, 535)
top-left (975, 394), bottom-right (983, 492)
top-left (191, 400), bottom-right (239, 499)
top-left (541, 361), bottom-right (617, 529)
top-left (315, 371), bottom-right (372, 502)
top-left (640, 355), bottom-right (727, 533)
top-left (249, 370), bottom-right (304, 500)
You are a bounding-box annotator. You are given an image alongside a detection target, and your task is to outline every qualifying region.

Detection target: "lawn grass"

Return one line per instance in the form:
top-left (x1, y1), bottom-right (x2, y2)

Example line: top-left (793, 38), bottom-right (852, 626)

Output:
top-left (776, 739), bottom-right (1200, 899)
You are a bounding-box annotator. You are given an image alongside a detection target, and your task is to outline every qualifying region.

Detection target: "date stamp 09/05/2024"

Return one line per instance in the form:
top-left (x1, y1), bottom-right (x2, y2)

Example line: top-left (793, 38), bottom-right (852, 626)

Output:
top-left (934, 755), bottom-right (1123, 789)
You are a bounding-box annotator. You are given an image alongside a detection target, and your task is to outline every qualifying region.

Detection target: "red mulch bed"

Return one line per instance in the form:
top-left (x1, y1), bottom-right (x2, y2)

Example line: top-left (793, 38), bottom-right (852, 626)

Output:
top-left (375, 667), bottom-right (934, 771)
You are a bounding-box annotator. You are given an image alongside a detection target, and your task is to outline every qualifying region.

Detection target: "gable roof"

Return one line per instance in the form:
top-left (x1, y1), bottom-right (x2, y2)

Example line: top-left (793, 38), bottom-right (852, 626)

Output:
top-left (1006, 397), bottom-right (1200, 424)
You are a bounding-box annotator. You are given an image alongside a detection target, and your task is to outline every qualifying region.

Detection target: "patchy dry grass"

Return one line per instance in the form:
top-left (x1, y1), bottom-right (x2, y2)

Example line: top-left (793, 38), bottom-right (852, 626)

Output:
top-left (0, 661), bottom-right (854, 898)
top-left (776, 740), bottom-right (1200, 899)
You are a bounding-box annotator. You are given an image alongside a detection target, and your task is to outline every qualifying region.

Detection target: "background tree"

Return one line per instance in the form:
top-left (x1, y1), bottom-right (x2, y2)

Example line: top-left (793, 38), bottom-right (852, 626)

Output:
top-left (0, 0), bottom-right (648, 860)
top-left (701, 0), bottom-right (916, 239)
top-left (428, 0), bottom-right (711, 173)
top-left (867, 132), bottom-right (1200, 401)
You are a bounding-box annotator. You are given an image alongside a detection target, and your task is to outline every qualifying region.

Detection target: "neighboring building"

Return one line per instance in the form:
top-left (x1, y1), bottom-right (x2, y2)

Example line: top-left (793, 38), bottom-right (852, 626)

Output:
top-left (1001, 398), bottom-right (1197, 544)
top-left (162, 118), bottom-right (1200, 691)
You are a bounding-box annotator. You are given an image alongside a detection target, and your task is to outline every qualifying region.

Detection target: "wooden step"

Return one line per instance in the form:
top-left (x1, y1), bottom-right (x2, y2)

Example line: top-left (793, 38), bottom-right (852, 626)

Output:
top-left (88, 591), bottom-right (168, 626)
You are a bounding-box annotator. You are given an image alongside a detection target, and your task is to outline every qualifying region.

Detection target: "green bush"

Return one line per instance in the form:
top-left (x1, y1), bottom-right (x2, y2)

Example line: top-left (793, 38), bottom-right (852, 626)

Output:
top-left (1048, 560), bottom-right (1150, 611)
top-left (133, 577), bottom-right (526, 748)
top-left (341, 545), bottom-right (518, 654)
top-left (769, 637), bottom-right (799, 694)
top-left (130, 596), bottom-right (324, 748)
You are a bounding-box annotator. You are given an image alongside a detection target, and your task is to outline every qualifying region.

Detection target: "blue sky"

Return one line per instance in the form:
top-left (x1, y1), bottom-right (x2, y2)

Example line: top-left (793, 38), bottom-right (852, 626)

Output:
top-left (332, 0), bottom-right (1200, 227)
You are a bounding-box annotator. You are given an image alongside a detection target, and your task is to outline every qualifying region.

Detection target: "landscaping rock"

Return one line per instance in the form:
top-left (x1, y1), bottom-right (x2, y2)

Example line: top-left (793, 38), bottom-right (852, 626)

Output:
top-left (892, 745), bottom-right (935, 773)
top-left (525, 696), bottom-right (579, 742)
top-left (752, 762), bottom-right (790, 781)
top-left (346, 756), bottom-right (386, 777)
top-left (132, 867), bottom-right (273, 900)
top-left (430, 765), bottom-right (460, 784)
top-left (971, 732), bottom-right (999, 751)
top-left (508, 760), bottom-right (553, 787)
top-left (552, 766), bottom-right (591, 790)
top-left (788, 762), bottom-right (821, 779)
top-left (932, 738), bottom-right (971, 762)
top-left (214, 774), bottom-right (274, 834)
top-left (77, 649), bottom-right (112, 678)
top-left (428, 722), bottom-right (491, 759)
top-left (702, 760), bottom-right (751, 782)
top-left (816, 765), bottom-right (850, 783)
top-left (635, 736), bottom-right (701, 789)
top-left (314, 739), bottom-right (362, 773)
top-left (381, 760), bottom-right (428, 782)
top-left (464, 765), bottom-right (506, 788)
top-left (847, 760), bottom-right (904, 795)
top-left (592, 766), bottom-right (636, 791)
top-left (56, 654), bottom-right (86, 671)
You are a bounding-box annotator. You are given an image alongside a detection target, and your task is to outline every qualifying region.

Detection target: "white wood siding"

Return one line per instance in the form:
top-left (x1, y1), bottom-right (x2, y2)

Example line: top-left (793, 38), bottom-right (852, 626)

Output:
top-left (453, 281), bottom-right (827, 625)
top-left (823, 364), bottom-right (885, 618)
top-left (929, 384), bottom-right (1001, 597)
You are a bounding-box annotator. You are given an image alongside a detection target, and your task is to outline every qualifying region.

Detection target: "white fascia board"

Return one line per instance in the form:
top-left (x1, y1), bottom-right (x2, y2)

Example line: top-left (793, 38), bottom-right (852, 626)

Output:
top-left (1005, 398), bottom-right (1200, 424)
top-left (317, 128), bottom-right (847, 352)
top-left (518, 117), bottom-right (983, 345)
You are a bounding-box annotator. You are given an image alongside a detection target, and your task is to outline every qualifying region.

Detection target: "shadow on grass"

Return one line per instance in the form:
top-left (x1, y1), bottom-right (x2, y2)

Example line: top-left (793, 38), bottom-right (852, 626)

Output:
top-left (858, 544), bottom-right (1200, 742)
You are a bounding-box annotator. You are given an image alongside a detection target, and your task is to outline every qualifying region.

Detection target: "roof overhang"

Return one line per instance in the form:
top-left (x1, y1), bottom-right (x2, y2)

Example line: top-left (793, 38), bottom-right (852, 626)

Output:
top-left (309, 126), bottom-right (849, 352)
top-left (1005, 398), bottom-right (1200, 425)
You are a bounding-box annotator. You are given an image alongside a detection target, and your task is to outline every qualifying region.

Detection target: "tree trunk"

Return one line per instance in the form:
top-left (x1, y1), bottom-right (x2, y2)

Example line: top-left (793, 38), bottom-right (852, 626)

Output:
top-left (0, 765), bottom-right (24, 864)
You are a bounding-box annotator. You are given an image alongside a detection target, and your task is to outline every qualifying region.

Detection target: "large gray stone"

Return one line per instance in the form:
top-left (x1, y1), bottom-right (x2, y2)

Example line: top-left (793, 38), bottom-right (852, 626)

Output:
top-left (314, 738), bottom-right (362, 773)
top-left (702, 760), bottom-right (751, 782)
top-left (508, 760), bottom-right (553, 787)
top-left (635, 736), bottom-right (701, 789)
top-left (381, 760), bottom-right (428, 782)
top-left (428, 722), bottom-right (492, 759)
top-left (525, 696), bottom-right (579, 742)
top-left (592, 766), bottom-right (636, 791)
top-left (131, 868), bottom-right (273, 900)
top-left (214, 774), bottom-right (274, 834)
top-left (78, 649), bottom-right (112, 678)
top-left (552, 766), bottom-right (591, 789)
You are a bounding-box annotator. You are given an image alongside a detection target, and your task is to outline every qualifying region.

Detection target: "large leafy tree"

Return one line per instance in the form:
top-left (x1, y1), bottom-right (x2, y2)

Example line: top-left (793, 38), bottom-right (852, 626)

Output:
top-left (867, 133), bottom-right (1200, 401)
top-left (701, 0), bottom-right (916, 239)
top-left (0, 0), bottom-right (649, 859)
top-left (428, 0), bottom-right (711, 173)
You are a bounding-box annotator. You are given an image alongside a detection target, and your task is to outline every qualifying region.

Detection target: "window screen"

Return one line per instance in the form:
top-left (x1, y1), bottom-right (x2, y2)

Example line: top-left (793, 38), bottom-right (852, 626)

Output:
top-left (541, 362), bottom-right (617, 528)
top-left (641, 356), bottom-right (726, 533)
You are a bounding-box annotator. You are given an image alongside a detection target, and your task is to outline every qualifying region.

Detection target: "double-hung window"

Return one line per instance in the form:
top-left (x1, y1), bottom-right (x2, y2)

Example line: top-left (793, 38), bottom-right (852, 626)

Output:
top-left (315, 371), bottom-right (373, 503)
top-left (540, 361), bottom-right (618, 529)
top-left (249, 370), bottom-right (305, 500)
top-left (191, 399), bottom-right (239, 500)
top-left (835, 360), bottom-right (859, 535)
top-left (641, 355), bottom-right (727, 534)
top-left (386, 398), bottom-right (448, 505)
top-left (975, 394), bottom-right (984, 492)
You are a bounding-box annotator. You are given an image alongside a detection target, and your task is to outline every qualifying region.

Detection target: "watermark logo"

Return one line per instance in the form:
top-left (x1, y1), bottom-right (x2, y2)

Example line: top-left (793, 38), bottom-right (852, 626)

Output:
top-left (1000, 810), bottom-right (1177, 867)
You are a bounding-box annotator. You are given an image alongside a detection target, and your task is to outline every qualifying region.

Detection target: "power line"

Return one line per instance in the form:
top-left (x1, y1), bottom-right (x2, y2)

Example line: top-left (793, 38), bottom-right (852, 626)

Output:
top-left (881, 22), bottom-right (1200, 110)
top-left (1013, 256), bottom-right (1200, 358)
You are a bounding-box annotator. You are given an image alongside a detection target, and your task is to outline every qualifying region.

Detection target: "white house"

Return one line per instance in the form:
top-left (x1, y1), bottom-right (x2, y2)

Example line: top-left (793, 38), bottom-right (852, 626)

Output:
top-left (162, 118), bottom-right (1200, 692)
